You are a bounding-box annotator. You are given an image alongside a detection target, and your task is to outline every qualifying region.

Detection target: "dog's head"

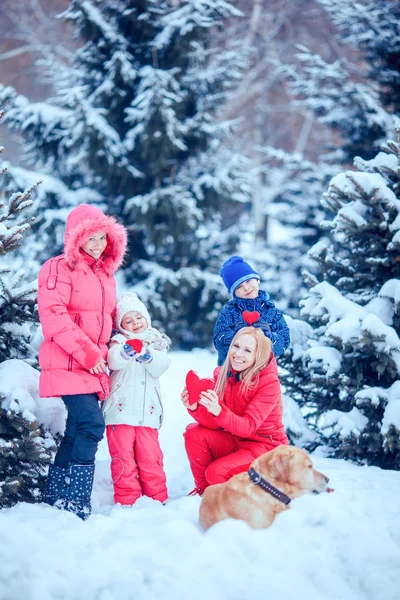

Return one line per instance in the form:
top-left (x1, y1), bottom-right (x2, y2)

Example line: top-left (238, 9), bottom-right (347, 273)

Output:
top-left (251, 446), bottom-right (329, 499)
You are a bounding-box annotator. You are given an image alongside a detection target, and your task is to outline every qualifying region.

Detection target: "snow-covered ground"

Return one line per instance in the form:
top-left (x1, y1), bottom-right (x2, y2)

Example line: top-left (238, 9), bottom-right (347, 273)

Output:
top-left (0, 350), bottom-right (399, 600)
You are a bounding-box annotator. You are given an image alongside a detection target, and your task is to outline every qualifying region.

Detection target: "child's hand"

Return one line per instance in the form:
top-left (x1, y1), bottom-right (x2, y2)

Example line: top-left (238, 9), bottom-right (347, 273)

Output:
top-left (181, 387), bottom-right (197, 411)
top-left (199, 389), bottom-right (222, 416)
top-left (127, 339), bottom-right (143, 352)
top-left (153, 335), bottom-right (171, 351)
top-left (135, 352), bottom-right (153, 364)
top-left (120, 339), bottom-right (143, 360)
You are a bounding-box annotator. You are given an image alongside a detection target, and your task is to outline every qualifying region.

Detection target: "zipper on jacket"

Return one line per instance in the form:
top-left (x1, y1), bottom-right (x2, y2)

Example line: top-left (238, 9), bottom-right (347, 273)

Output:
top-left (91, 261), bottom-right (105, 347)
top-left (98, 272), bottom-right (105, 346)
top-left (141, 372), bottom-right (147, 424)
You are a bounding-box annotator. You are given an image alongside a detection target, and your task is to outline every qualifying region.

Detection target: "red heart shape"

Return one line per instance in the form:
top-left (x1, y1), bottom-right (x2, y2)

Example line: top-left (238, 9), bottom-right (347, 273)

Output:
top-left (242, 311), bottom-right (260, 326)
top-left (126, 339), bottom-right (143, 353)
top-left (185, 370), bottom-right (214, 404)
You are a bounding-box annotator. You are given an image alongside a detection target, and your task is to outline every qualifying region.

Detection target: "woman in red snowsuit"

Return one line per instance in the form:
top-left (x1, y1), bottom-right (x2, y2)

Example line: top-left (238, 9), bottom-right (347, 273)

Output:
top-left (182, 326), bottom-right (288, 494)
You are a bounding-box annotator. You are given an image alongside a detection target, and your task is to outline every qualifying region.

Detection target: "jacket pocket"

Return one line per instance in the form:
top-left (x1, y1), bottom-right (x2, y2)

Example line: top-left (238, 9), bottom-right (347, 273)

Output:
top-left (256, 433), bottom-right (273, 440)
top-left (155, 387), bottom-right (164, 427)
top-left (68, 314), bottom-right (81, 371)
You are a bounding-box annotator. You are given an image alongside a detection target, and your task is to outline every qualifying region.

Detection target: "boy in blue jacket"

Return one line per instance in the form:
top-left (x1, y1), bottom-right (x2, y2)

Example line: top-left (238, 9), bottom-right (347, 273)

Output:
top-left (213, 256), bottom-right (290, 365)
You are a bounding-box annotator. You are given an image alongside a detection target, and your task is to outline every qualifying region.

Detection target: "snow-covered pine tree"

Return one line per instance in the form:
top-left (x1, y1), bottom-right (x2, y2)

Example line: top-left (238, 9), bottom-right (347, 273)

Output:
top-left (0, 111), bottom-right (39, 363)
top-left (258, 0), bottom-right (399, 318)
top-left (0, 359), bottom-right (62, 509)
top-left (0, 114), bottom-right (57, 508)
top-left (0, 397), bottom-right (55, 509)
top-left (0, 0), bottom-right (253, 347)
top-left (317, 0), bottom-right (400, 118)
top-left (285, 45), bottom-right (395, 163)
top-left (283, 134), bottom-right (400, 469)
top-left (255, 147), bottom-right (334, 314)
top-left (284, 0), bottom-right (399, 163)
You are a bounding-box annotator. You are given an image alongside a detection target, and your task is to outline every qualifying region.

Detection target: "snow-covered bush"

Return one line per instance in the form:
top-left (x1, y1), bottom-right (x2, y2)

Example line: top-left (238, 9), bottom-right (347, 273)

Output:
top-left (0, 360), bottom-right (65, 508)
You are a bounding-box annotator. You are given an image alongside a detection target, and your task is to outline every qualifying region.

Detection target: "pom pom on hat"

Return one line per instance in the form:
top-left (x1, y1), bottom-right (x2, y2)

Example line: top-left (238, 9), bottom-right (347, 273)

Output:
top-left (220, 256), bottom-right (260, 296)
top-left (115, 292), bottom-right (151, 333)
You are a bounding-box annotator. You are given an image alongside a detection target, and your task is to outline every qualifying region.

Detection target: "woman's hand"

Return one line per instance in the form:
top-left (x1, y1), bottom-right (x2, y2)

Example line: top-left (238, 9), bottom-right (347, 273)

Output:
top-left (181, 387), bottom-right (197, 411)
top-left (89, 358), bottom-right (107, 375)
top-left (199, 389), bottom-right (222, 416)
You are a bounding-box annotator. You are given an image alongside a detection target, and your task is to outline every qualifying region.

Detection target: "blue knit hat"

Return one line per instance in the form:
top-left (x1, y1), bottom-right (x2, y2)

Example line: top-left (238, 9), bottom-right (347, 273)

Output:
top-left (220, 256), bottom-right (260, 296)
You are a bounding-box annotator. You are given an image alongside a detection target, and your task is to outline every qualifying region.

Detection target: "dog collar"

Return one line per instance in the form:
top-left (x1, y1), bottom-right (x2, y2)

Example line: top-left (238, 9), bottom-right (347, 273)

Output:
top-left (248, 467), bottom-right (291, 505)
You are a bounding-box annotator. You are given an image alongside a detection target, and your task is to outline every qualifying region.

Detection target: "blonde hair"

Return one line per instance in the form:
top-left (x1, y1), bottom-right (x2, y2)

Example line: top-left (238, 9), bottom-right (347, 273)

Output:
top-left (215, 327), bottom-right (272, 400)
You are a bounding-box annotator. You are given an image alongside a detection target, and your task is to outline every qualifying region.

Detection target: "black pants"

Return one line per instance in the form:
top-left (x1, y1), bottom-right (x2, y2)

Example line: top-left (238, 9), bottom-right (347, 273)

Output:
top-left (54, 393), bottom-right (105, 467)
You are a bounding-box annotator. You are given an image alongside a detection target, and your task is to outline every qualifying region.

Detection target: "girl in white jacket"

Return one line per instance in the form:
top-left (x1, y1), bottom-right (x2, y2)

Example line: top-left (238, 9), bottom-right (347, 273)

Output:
top-left (103, 292), bottom-right (170, 505)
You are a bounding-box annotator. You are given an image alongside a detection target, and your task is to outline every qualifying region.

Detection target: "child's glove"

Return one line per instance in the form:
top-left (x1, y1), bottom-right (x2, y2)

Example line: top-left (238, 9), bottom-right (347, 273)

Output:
top-left (153, 335), bottom-right (171, 351)
top-left (255, 322), bottom-right (272, 339)
top-left (120, 339), bottom-right (143, 360)
top-left (135, 352), bottom-right (153, 365)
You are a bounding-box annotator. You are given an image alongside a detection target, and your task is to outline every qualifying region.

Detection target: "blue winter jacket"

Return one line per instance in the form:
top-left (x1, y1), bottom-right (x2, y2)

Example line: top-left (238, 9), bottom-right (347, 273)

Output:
top-left (213, 290), bottom-right (290, 365)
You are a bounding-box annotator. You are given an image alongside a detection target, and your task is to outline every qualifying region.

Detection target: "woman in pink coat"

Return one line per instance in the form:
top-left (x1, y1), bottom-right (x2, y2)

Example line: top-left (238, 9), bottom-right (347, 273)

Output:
top-left (38, 203), bottom-right (127, 520)
top-left (182, 326), bottom-right (288, 495)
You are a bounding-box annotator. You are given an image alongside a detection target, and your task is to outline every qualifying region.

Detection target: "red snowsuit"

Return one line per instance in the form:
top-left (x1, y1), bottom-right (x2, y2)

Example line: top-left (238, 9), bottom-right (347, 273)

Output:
top-left (38, 204), bottom-right (127, 401)
top-left (184, 356), bottom-right (288, 491)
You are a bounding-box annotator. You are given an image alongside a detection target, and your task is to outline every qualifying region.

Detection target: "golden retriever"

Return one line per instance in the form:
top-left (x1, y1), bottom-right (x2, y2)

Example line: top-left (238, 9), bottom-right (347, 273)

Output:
top-left (199, 445), bottom-right (331, 530)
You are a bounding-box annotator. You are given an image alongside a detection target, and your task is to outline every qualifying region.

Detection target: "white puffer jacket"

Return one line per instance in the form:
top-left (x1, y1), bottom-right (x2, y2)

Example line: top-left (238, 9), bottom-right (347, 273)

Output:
top-left (103, 332), bottom-right (170, 429)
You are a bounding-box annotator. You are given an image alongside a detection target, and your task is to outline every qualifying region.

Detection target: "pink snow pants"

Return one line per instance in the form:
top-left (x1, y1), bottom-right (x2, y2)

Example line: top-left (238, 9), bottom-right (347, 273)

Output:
top-left (184, 423), bottom-right (273, 492)
top-left (106, 424), bottom-right (168, 505)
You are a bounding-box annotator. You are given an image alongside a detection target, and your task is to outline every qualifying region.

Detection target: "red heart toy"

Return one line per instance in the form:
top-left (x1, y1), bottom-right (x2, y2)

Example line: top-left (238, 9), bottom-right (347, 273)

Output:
top-left (242, 311), bottom-right (260, 326)
top-left (126, 339), bottom-right (143, 353)
top-left (185, 370), bottom-right (214, 404)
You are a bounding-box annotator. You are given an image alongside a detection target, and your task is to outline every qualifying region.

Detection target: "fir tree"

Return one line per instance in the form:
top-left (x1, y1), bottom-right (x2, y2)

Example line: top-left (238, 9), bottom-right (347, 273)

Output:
top-left (284, 44), bottom-right (395, 162)
top-left (259, 0), bottom-right (399, 318)
top-left (0, 0), bottom-right (253, 348)
top-left (0, 111), bottom-right (39, 363)
top-left (317, 0), bottom-right (400, 117)
top-left (282, 0), bottom-right (400, 163)
top-left (256, 147), bottom-right (334, 314)
top-left (0, 401), bottom-right (55, 509)
top-left (282, 134), bottom-right (400, 469)
top-left (0, 113), bottom-right (56, 508)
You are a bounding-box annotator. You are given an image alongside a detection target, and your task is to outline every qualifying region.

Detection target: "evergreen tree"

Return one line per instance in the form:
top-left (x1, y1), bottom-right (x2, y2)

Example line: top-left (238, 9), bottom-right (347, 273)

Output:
top-left (256, 147), bottom-right (334, 314)
top-left (0, 399), bottom-right (55, 509)
top-left (282, 134), bottom-right (400, 468)
top-left (0, 0), bottom-right (253, 348)
top-left (284, 44), bottom-right (396, 162)
top-left (0, 111), bottom-right (39, 362)
top-left (317, 0), bottom-right (400, 117)
top-left (282, 0), bottom-right (400, 163)
top-left (258, 0), bottom-right (399, 316)
top-left (0, 113), bottom-right (56, 508)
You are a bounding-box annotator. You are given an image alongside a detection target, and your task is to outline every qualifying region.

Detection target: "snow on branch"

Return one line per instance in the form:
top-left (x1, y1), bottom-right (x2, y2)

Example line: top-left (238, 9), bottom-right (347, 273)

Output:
top-left (0, 111), bottom-right (41, 255)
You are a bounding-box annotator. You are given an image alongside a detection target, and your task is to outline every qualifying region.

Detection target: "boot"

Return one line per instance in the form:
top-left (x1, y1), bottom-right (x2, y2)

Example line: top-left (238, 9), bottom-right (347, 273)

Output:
top-left (43, 464), bottom-right (68, 507)
top-left (63, 463), bottom-right (95, 521)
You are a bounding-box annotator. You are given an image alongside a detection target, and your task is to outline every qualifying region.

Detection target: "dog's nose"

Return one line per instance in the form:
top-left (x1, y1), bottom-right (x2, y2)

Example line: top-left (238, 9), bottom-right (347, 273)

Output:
top-left (324, 475), bottom-right (329, 484)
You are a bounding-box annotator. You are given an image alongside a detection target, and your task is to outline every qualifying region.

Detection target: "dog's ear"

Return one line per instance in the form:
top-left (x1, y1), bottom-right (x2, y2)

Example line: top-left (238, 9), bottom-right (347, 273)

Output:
top-left (261, 449), bottom-right (294, 482)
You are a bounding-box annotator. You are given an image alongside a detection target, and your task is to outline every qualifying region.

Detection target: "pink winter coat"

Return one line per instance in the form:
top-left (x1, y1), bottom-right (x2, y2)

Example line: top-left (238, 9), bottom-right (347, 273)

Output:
top-left (38, 204), bottom-right (127, 401)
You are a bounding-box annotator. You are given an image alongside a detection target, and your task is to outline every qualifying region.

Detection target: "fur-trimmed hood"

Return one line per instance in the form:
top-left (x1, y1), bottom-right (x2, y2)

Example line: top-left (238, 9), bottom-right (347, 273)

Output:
top-left (64, 204), bottom-right (127, 275)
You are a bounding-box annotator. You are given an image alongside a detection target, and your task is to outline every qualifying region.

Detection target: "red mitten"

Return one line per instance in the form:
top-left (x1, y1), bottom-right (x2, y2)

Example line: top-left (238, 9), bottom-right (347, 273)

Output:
top-left (126, 339), bottom-right (143, 353)
top-left (185, 370), bottom-right (215, 404)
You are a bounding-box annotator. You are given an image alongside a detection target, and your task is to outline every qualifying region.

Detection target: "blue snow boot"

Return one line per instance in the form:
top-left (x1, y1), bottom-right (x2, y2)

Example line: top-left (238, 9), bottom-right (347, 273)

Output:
top-left (64, 463), bottom-right (95, 521)
top-left (43, 464), bottom-right (68, 507)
